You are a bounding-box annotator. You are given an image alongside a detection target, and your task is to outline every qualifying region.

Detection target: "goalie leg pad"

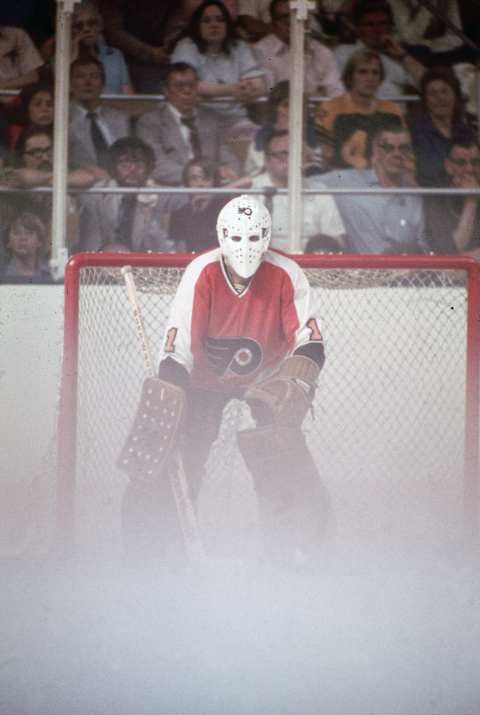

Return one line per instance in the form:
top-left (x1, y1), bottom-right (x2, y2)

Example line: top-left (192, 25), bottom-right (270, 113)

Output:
top-left (237, 425), bottom-right (332, 559)
top-left (118, 377), bottom-right (185, 481)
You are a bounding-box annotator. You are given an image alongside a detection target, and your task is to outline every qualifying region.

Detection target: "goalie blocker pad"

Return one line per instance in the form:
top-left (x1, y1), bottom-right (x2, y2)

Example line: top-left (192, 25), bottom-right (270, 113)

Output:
top-left (117, 377), bottom-right (186, 481)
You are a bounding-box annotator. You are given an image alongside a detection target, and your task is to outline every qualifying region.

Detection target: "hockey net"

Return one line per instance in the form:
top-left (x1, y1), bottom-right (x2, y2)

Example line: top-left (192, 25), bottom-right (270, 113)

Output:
top-left (56, 253), bottom-right (480, 559)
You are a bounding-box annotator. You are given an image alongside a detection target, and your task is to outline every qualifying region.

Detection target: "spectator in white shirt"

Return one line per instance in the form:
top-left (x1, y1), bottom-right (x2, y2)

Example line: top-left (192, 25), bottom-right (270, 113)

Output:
top-left (253, 0), bottom-right (343, 98)
top-left (242, 129), bottom-right (346, 252)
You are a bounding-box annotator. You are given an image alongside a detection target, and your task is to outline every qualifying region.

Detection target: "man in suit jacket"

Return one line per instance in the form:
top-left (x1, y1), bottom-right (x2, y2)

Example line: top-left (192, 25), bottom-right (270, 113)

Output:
top-left (135, 61), bottom-right (241, 186)
top-left (75, 136), bottom-right (185, 252)
top-left (69, 56), bottom-right (131, 176)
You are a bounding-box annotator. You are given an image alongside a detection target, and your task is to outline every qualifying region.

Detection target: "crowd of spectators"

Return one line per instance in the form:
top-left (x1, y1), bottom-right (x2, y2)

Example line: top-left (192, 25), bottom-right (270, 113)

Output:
top-left (0, 0), bottom-right (480, 282)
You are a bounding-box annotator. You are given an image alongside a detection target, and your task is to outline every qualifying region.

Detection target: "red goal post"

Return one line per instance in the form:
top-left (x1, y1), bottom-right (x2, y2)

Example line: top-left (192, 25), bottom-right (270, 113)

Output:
top-left (56, 252), bottom-right (480, 556)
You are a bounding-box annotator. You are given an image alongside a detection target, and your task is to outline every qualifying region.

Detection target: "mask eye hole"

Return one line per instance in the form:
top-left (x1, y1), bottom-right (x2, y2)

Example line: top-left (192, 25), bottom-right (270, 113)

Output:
top-left (249, 234), bottom-right (260, 242)
top-left (231, 235), bottom-right (242, 242)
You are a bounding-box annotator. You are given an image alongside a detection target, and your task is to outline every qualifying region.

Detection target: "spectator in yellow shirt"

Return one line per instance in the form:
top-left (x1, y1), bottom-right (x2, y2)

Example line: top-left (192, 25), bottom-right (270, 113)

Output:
top-left (314, 48), bottom-right (404, 169)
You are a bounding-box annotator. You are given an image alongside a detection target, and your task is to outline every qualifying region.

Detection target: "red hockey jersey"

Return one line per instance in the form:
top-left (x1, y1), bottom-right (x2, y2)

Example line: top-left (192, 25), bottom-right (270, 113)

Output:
top-left (159, 249), bottom-right (323, 393)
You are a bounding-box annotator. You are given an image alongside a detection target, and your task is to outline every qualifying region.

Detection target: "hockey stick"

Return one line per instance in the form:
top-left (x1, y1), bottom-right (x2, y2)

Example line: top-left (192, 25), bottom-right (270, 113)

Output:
top-left (121, 265), bottom-right (206, 564)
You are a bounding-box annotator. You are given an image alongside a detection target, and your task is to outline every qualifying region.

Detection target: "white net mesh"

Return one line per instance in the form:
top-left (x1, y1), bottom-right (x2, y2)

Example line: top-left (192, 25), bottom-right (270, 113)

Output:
top-left (61, 260), bottom-right (475, 559)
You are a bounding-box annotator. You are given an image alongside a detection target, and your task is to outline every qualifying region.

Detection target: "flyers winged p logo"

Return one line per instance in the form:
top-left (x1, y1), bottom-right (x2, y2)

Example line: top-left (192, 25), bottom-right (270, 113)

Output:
top-left (205, 336), bottom-right (262, 376)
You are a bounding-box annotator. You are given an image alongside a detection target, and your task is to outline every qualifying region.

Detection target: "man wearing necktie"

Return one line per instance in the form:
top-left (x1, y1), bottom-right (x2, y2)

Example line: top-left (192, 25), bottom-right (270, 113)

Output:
top-left (180, 114), bottom-right (202, 159)
top-left (69, 57), bottom-right (131, 176)
top-left (75, 136), bottom-right (185, 253)
top-left (136, 62), bottom-right (241, 186)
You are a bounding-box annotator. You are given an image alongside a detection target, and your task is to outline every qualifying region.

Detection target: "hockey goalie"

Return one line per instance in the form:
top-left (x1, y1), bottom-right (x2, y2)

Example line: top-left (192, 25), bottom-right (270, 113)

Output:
top-left (119, 194), bottom-right (332, 565)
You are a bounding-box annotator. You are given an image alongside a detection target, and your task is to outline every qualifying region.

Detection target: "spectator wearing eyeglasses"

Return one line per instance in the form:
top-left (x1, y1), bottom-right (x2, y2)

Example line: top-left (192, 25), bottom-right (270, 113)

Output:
top-left (75, 136), bottom-right (184, 253)
top-left (423, 137), bottom-right (480, 258)
top-left (0, 127), bottom-right (94, 253)
top-left (4, 127), bottom-right (95, 190)
top-left (136, 62), bottom-right (241, 186)
top-left (71, 1), bottom-right (133, 95)
top-left (315, 116), bottom-right (427, 254)
top-left (39, 1), bottom-right (134, 95)
top-left (241, 129), bottom-right (346, 253)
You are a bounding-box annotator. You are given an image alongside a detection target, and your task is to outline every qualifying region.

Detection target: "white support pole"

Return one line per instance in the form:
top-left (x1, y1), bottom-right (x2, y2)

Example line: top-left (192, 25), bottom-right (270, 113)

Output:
top-left (287, 0), bottom-right (314, 254)
top-left (50, 0), bottom-right (79, 282)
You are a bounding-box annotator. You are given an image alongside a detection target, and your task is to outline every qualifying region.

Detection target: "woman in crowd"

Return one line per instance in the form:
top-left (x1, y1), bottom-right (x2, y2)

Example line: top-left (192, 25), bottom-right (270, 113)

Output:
top-left (1, 211), bottom-right (51, 282)
top-left (407, 66), bottom-right (477, 186)
top-left (169, 157), bottom-right (227, 253)
top-left (170, 0), bottom-right (265, 142)
top-left (6, 80), bottom-right (54, 149)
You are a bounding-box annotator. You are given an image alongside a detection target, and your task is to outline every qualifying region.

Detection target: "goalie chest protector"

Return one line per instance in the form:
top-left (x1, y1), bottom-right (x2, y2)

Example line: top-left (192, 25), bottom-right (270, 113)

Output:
top-left (161, 249), bottom-right (322, 393)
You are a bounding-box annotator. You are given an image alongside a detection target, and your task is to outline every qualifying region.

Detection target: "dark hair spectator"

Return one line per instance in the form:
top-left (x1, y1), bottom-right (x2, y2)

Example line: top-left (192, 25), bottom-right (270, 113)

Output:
top-left (105, 135), bottom-right (155, 177)
top-left (74, 135), bottom-right (184, 253)
top-left (245, 128), bottom-right (347, 252)
top-left (333, 0), bottom-right (426, 100)
top-left (12, 125), bottom-right (53, 168)
top-left (317, 121), bottom-right (427, 254)
top-left (183, 0), bottom-right (239, 54)
top-left (407, 65), bottom-right (477, 186)
top-left (423, 135), bottom-right (480, 258)
top-left (170, 0), bottom-right (266, 148)
top-left (352, 1), bottom-right (394, 27)
top-left (364, 112), bottom-right (405, 159)
top-left (6, 80), bottom-right (54, 150)
top-left (164, 61), bottom-right (199, 84)
top-left (244, 80), bottom-right (321, 176)
top-left (95, 0), bottom-right (183, 93)
top-left (69, 56), bottom-right (131, 177)
top-left (70, 55), bottom-right (106, 84)
top-left (135, 60), bottom-right (242, 185)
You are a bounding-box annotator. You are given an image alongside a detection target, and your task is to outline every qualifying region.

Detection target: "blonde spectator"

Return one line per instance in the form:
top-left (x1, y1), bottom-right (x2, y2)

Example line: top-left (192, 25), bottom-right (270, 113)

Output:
top-left (315, 48), bottom-right (404, 170)
top-left (333, 1), bottom-right (425, 99)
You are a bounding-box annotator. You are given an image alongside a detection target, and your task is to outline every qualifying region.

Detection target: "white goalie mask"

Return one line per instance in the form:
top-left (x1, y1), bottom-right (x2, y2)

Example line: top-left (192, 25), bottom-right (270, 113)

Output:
top-left (216, 195), bottom-right (272, 279)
